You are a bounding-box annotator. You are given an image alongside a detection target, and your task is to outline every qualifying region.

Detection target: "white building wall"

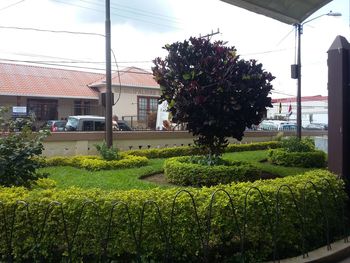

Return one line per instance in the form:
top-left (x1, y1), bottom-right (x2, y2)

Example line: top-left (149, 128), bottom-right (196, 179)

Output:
top-left (268, 99), bottom-right (328, 126)
top-left (112, 86), bottom-right (160, 119)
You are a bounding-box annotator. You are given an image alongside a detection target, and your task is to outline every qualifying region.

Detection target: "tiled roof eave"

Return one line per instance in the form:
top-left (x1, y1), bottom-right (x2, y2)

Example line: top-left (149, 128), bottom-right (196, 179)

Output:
top-left (89, 83), bottom-right (160, 90)
top-left (0, 93), bottom-right (99, 100)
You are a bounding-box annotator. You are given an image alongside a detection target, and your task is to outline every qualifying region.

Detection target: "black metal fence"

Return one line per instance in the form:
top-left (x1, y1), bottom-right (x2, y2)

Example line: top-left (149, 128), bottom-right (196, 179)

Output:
top-left (0, 179), bottom-right (347, 262)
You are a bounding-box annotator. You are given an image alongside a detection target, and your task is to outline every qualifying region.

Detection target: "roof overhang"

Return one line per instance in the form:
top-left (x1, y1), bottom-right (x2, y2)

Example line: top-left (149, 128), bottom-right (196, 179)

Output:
top-left (89, 83), bottom-right (160, 90)
top-left (220, 0), bottom-right (333, 24)
top-left (0, 93), bottom-right (99, 100)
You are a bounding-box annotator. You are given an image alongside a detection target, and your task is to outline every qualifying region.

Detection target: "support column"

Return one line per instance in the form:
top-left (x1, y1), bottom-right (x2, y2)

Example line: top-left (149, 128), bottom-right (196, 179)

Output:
top-left (328, 35), bottom-right (350, 194)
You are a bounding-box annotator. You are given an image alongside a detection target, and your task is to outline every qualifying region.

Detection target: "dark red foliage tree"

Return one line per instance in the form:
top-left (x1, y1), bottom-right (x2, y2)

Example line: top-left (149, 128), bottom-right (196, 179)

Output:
top-left (152, 37), bottom-right (275, 156)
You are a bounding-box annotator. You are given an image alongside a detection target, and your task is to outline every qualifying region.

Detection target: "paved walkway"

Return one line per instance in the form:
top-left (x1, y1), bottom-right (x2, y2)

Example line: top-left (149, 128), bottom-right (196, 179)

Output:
top-left (270, 237), bottom-right (350, 263)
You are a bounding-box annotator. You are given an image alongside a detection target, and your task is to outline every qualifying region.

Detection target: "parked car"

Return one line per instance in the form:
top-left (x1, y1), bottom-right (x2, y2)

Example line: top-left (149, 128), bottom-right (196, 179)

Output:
top-left (117, 120), bottom-right (133, 131)
top-left (258, 121), bottom-right (278, 131)
top-left (45, 120), bottom-right (67, 132)
top-left (278, 123), bottom-right (297, 131)
top-left (304, 123), bottom-right (328, 130)
top-left (65, 115), bottom-right (132, 131)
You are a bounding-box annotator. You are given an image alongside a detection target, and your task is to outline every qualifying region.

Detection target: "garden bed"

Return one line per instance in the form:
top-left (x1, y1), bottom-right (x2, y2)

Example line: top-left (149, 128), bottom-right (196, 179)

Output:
top-left (0, 170), bottom-right (345, 262)
top-left (142, 171), bottom-right (280, 186)
top-left (164, 156), bottom-right (264, 187)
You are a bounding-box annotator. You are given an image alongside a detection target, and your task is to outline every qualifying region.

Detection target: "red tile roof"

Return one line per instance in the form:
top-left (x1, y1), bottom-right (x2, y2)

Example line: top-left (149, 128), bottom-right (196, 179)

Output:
top-left (272, 95), bottom-right (328, 103)
top-left (0, 63), bottom-right (104, 99)
top-left (90, 67), bottom-right (159, 89)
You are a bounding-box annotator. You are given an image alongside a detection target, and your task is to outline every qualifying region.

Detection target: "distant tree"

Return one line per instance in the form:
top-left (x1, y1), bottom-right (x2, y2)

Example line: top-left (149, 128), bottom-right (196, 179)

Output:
top-left (152, 37), bottom-right (274, 156)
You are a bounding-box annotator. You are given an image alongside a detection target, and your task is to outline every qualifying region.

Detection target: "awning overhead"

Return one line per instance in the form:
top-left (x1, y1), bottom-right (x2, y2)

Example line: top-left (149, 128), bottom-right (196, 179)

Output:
top-left (220, 0), bottom-right (333, 24)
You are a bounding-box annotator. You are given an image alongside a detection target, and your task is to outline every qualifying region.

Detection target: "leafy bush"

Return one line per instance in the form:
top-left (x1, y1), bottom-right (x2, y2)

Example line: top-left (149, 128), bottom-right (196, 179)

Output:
top-left (0, 171), bottom-right (345, 262)
top-left (268, 149), bottom-right (327, 168)
top-left (0, 107), bottom-right (49, 187)
top-left (95, 141), bottom-right (120, 161)
top-left (32, 178), bottom-right (57, 189)
top-left (268, 137), bottom-right (326, 168)
top-left (125, 141), bottom-right (281, 159)
top-left (153, 37), bottom-right (274, 156)
top-left (164, 156), bottom-right (261, 186)
top-left (43, 154), bottom-right (148, 171)
top-left (224, 141), bottom-right (281, 153)
top-left (280, 136), bottom-right (315, 152)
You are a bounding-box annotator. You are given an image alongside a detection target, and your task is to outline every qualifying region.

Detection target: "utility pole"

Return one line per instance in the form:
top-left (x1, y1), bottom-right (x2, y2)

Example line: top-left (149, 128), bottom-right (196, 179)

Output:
top-left (105, 0), bottom-right (113, 147)
top-left (292, 12), bottom-right (341, 140)
top-left (296, 23), bottom-right (302, 139)
top-left (199, 28), bottom-right (220, 39)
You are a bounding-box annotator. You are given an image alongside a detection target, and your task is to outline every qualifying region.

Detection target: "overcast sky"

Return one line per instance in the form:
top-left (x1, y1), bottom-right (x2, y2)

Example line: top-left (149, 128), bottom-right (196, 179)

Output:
top-left (0, 0), bottom-right (348, 98)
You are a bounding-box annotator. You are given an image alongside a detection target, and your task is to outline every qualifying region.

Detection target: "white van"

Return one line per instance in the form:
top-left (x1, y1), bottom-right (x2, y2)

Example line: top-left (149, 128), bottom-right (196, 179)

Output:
top-left (65, 115), bottom-right (105, 131)
top-left (65, 115), bottom-right (133, 131)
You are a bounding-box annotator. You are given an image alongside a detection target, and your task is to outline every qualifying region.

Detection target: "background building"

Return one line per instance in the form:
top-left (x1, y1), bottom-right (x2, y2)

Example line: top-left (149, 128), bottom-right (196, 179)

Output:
top-left (0, 63), bottom-right (160, 129)
top-left (269, 95), bottom-right (328, 126)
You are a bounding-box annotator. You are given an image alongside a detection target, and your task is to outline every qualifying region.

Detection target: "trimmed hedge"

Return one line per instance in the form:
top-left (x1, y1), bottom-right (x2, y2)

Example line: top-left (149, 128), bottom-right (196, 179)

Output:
top-left (164, 156), bottom-right (261, 186)
top-left (125, 141), bottom-right (282, 159)
top-left (268, 149), bottom-right (327, 168)
top-left (42, 154), bottom-right (149, 171)
top-left (0, 171), bottom-right (345, 262)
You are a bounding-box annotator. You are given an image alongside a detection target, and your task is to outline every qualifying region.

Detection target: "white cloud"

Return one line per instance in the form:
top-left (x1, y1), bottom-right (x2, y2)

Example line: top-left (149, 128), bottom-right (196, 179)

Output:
top-left (0, 0), bottom-right (348, 98)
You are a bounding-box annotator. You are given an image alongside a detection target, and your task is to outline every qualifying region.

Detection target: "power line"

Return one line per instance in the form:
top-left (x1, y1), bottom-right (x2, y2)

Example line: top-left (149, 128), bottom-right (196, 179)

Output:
top-left (0, 58), bottom-right (154, 74)
top-left (0, 58), bottom-right (106, 71)
top-left (0, 0), bottom-right (26, 12)
top-left (111, 49), bottom-right (122, 104)
top-left (76, 0), bottom-right (182, 24)
top-left (51, 0), bottom-right (183, 30)
top-left (271, 90), bottom-right (295, 97)
top-left (0, 59), bottom-right (152, 64)
top-left (0, 25), bottom-right (105, 37)
top-left (241, 47), bottom-right (292, 57)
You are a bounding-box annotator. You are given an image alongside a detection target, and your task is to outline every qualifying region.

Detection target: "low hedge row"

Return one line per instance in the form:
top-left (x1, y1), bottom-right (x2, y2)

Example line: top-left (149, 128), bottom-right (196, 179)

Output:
top-left (164, 156), bottom-right (261, 186)
top-left (41, 154), bottom-right (149, 171)
top-left (268, 149), bottom-right (327, 168)
top-left (0, 171), bottom-right (345, 262)
top-left (125, 141), bottom-right (282, 159)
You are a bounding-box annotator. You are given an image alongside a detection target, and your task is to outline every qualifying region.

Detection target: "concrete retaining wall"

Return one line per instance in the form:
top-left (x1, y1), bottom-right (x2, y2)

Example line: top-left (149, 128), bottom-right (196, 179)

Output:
top-left (42, 130), bottom-right (327, 157)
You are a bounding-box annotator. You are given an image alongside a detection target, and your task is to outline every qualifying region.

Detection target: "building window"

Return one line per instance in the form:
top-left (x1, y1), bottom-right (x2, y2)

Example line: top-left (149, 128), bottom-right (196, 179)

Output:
top-left (137, 96), bottom-right (158, 121)
top-left (27, 99), bottom-right (58, 121)
top-left (74, 100), bottom-right (91, 115)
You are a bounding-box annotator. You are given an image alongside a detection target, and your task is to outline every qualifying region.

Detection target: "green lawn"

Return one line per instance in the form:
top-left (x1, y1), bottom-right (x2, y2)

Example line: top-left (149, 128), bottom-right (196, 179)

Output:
top-left (40, 158), bottom-right (167, 191)
top-left (223, 150), bottom-right (311, 177)
top-left (40, 150), bottom-right (319, 191)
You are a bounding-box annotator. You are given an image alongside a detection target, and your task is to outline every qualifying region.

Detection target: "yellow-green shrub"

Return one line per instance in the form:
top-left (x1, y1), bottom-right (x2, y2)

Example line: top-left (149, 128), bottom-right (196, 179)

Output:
top-left (43, 155), bottom-right (148, 171)
top-left (32, 178), bottom-right (57, 189)
top-left (268, 149), bottom-right (327, 168)
top-left (164, 156), bottom-right (261, 186)
top-left (0, 171), bottom-right (345, 262)
top-left (125, 141), bottom-right (281, 159)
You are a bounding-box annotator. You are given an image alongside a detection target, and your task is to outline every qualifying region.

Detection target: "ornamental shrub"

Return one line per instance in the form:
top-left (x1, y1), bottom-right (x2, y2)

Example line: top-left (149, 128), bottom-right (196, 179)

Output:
top-left (268, 137), bottom-right (326, 168)
top-left (0, 171), bottom-right (345, 262)
top-left (32, 178), bottom-right (57, 189)
top-left (280, 136), bottom-right (315, 152)
top-left (43, 154), bottom-right (148, 171)
top-left (0, 107), bottom-right (49, 187)
top-left (125, 141), bottom-right (281, 159)
top-left (95, 141), bottom-right (121, 161)
top-left (153, 37), bottom-right (274, 156)
top-left (164, 156), bottom-right (261, 186)
top-left (268, 149), bottom-right (327, 168)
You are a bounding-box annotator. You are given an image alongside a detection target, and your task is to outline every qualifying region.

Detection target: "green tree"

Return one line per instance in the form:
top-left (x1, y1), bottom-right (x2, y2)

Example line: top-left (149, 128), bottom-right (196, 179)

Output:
top-left (152, 37), bottom-right (274, 156)
top-left (0, 107), bottom-right (48, 187)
